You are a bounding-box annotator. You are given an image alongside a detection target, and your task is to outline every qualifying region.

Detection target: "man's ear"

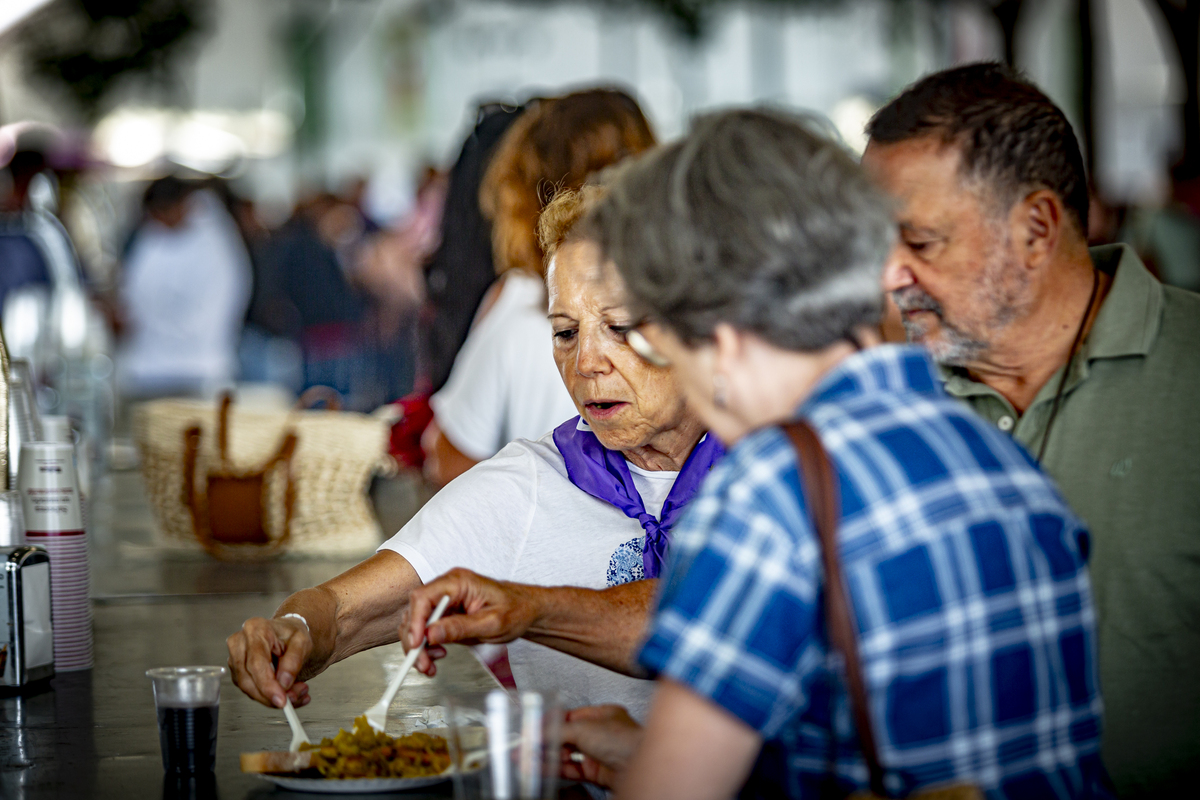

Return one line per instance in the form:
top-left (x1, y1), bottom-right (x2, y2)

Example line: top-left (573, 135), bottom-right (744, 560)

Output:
top-left (1014, 189), bottom-right (1063, 270)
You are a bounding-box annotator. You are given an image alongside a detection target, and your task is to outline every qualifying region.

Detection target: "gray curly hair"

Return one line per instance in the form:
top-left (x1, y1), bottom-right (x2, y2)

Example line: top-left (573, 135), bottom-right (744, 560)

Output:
top-left (587, 108), bottom-right (893, 352)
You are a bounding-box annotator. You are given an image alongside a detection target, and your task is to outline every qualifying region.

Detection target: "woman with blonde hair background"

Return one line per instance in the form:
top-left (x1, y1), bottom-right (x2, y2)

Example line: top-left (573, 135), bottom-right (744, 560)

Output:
top-left (422, 88), bottom-right (657, 486)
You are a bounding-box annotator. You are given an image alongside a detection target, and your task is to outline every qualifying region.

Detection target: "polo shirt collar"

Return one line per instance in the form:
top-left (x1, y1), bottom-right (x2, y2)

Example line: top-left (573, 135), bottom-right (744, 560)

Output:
top-left (1083, 243), bottom-right (1162, 361)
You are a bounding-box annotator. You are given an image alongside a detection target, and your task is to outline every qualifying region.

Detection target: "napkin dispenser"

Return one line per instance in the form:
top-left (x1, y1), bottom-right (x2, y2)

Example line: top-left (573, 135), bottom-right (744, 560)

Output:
top-left (0, 545), bottom-right (55, 687)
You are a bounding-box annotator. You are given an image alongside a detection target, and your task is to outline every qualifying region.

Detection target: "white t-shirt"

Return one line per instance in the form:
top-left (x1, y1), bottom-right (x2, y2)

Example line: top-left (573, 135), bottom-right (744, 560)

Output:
top-left (430, 271), bottom-right (578, 460)
top-left (119, 190), bottom-right (251, 394)
top-left (380, 433), bottom-right (678, 721)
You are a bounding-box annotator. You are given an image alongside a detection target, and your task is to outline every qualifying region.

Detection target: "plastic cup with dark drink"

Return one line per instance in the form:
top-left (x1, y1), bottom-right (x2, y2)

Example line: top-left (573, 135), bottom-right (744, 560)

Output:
top-left (146, 666), bottom-right (227, 773)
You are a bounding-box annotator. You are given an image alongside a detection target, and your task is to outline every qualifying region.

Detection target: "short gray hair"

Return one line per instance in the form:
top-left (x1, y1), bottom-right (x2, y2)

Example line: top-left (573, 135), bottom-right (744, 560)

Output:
top-left (589, 108), bottom-right (893, 352)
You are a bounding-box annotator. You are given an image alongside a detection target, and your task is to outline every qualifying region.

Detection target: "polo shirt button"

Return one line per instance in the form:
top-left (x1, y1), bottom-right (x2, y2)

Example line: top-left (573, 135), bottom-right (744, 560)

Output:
top-left (997, 415), bottom-right (1015, 432)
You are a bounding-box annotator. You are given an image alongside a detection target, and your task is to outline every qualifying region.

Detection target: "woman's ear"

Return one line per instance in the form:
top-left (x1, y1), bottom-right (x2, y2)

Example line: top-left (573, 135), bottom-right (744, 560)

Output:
top-left (711, 323), bottom-right (745, 379)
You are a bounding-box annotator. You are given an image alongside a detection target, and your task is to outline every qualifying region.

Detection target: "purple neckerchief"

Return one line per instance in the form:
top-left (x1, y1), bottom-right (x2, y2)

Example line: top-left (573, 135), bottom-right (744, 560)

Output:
top-left (552, 416), bottom-right (725, 579)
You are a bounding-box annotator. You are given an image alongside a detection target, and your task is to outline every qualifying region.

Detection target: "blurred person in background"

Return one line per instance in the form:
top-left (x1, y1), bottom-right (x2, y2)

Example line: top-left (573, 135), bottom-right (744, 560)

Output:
top-left (386, 103), bottom-right (526, 471)
top-left (861, 62), bottom-right (1200, 797)
top-left (254, 191), bottom-right (370, 405)
top-left (422, 88), bottom-right (657, 487)
top-left (422, 103), bottom-right (527, 396)
top-left (117, 175), bottom-right (251, 397)
top-left (0, 149), bottom-right (52, 310)
top-left (1119, 166), bottom-right (1200, 293)
top-left (559, 107), bottom-right (1107, 800)
top-left (356, 166), bottom-right (447, 406)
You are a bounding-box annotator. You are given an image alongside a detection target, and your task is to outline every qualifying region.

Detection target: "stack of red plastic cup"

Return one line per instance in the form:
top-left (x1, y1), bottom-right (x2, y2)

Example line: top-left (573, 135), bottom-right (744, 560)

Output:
top-left (18, 441), bottom-right (92, 671)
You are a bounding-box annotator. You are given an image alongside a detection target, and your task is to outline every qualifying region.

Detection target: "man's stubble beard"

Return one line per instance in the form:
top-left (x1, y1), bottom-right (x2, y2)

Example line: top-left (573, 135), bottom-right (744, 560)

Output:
top-left (893, 229), bottom-right (1030, 368)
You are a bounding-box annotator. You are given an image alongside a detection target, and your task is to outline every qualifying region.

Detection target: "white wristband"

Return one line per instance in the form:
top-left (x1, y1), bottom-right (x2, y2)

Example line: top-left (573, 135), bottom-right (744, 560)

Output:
top-left (280, 613), bottom-right (310, 632)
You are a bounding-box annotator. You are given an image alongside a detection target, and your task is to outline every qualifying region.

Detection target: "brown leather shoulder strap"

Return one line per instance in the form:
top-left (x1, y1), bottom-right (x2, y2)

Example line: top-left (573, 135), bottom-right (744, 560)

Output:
top-left (782, 421), bottom-right (886, 797)
top-left (217, 392), bottom-right (233, 464)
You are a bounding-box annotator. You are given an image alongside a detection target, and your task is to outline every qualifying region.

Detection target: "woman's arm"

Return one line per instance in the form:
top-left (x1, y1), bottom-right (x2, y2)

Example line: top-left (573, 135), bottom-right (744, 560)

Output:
top-left (614, 679), bottom-right (761, 800)
top-left (227, 550), bottom-right (422, 708)
top-left (405, 568), bottom-right (657, 677)
top-left (420, 418), bottom-right (479, 488)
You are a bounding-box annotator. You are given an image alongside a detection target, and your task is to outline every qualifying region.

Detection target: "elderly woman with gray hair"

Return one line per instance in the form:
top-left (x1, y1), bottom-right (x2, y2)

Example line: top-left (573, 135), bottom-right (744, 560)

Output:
top-left (545, 110), bottom-right (1111, 799)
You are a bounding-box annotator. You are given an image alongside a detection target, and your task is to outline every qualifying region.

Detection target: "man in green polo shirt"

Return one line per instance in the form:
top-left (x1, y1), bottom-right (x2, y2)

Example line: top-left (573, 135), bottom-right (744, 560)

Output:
top-left (862, 63), bottom-right (1200, 798)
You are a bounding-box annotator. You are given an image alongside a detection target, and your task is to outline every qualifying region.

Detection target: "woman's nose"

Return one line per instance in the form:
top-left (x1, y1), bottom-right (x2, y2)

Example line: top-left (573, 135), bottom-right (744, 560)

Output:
top-left (574, 332), bottom-right (612, 377)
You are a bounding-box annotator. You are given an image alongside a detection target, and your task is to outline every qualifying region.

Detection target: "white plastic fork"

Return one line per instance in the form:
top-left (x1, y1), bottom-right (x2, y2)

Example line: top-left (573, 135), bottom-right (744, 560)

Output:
top-left (283, 698), bottom-right (310, 752)
top-left (364, 594), bottom-right (451, 733)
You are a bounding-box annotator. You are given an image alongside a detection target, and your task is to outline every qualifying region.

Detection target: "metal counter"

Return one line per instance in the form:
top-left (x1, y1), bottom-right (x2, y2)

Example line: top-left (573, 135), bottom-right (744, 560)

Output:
top-left (0, 471), bottom-right (503, 799)
top-left (1, 593), bottom-right (501, 799)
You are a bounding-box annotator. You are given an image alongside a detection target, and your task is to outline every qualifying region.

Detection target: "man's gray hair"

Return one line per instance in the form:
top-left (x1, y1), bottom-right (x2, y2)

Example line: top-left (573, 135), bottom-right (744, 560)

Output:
top-left (589, 108), bottom-right (893, 352)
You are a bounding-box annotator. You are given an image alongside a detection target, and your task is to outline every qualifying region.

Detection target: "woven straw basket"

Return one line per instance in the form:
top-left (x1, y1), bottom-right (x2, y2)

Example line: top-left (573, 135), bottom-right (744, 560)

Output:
top-left (134, 396), bottom-right (391, 558)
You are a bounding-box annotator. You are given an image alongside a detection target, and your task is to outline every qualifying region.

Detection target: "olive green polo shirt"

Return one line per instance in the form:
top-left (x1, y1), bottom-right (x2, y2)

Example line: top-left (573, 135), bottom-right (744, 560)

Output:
top-left (942, 244), bottom-right (1200, 798)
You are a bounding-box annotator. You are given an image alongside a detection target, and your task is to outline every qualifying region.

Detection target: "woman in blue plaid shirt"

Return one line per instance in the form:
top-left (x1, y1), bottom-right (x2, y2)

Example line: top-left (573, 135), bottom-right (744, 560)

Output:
top-left (561, 109), bottom-right (1111, 799)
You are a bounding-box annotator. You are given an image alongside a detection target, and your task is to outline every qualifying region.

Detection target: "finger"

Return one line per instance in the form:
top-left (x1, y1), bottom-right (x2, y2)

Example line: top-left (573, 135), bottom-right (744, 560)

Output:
top-left (563, 704), bottom-right (624, 723)
top-left (407, 573), bottom-right (473, 649)
top-left (228, 630), bottom-right (275, 707)
top-left (558, 755), bottom-right (607, 787)
top-left (227, 639), bottom-right (269, 707)
top-left (405, 587), bottom-right (438, 650)
top-left (286, 681), bottom-right (310, 706)
top-left (243, 621), bottom-right (289, 708)
top-left (414, 646), bottom-right (434, 675)
top-left (559, 762), bottom-right (587, 783)
top-left (427, 610), bottom-right (501, 647)
top-left (275, 627), bottom-right (311, 692)
top-left (558, 721), bottom-right (593, 750)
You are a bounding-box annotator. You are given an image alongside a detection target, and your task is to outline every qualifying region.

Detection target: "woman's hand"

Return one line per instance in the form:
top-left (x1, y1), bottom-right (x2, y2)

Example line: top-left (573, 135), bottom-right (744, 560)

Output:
top-left (226, 616), bottom-right (313, 709)
top-left (403, 568), bottom-right (540, 676)
top-left (559, 705), bottom-right (644, 789)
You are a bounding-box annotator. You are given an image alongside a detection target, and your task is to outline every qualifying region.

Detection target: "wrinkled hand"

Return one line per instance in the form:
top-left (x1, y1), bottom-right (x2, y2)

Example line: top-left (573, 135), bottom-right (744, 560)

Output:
top-left (226, 616), bottom-right (312, 709)
top-left (403, 568), bottom-right (539, 676)
top-left (559, 705), bottom-right (643, 789)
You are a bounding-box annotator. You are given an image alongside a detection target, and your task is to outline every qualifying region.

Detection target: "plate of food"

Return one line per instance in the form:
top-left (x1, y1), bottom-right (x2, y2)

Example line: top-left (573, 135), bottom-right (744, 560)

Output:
top-left (242, 714), bottom-right (457, 794)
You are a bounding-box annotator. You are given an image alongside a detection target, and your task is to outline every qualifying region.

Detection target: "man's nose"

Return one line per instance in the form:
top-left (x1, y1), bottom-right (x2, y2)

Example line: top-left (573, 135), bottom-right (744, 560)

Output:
top-left (882, 243), bottom-right (916, 294)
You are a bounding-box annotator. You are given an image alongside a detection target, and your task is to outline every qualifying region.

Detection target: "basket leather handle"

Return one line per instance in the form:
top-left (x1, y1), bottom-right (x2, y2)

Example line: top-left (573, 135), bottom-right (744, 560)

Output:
top-left (295, 386), bottom-right (342, 411)
top-left (183, 425), bottom-right (201, 512)
top-left (180, 397), bottom-right (300, 560)
top-left (217, 392), bottom-right (234, 465)
top-left (782, 421), bottom-right (886, 797)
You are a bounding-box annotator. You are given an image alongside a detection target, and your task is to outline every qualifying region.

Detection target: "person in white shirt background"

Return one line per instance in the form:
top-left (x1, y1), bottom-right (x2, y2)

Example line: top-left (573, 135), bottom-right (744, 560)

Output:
top-left (421, 88), bottom-right (658, 487)
top-left (117, 176), bottom-right (252, 397)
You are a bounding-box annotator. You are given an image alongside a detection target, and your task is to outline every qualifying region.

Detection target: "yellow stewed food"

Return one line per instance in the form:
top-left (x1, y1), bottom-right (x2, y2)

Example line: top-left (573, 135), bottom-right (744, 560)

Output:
top-left (299, 715), bottom-right (451, 779)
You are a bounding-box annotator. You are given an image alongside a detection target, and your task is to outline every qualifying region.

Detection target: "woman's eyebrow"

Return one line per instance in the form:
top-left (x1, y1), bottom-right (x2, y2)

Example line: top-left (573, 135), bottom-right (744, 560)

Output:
top-left (549, 312), bottom-right (576, 322)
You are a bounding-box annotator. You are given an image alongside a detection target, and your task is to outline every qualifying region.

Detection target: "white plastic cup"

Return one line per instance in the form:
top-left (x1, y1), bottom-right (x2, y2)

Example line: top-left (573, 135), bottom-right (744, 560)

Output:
top-left (0, 490), bottom-right (25, 547)
top-left (147, 666), bottom-right (227, 774)
top-left (39, 416), bottom-right (74, 444)
top-left (8, 359), bottom-right (42, 491)
top-left (19, 442), bottom-right (91, 670)
top-left (447, 690), bottom-right (561, 800)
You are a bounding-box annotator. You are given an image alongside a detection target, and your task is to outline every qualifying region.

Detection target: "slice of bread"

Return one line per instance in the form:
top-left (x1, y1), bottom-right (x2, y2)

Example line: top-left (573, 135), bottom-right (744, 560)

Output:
top-left (239, 750), bottom-right (315, 774)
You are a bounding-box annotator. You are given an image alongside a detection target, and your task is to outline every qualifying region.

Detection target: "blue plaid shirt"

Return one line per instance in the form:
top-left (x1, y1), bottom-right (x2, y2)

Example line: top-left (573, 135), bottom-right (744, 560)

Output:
top-left (640, 345), bottom-right (1109, 799)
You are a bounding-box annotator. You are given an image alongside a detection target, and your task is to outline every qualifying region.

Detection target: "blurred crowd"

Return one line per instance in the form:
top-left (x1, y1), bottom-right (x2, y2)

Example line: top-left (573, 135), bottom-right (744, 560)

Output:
top-left (4, 89), bottom-right (1200, 431)
top-left (109, 168), bottom-right (444, 410)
